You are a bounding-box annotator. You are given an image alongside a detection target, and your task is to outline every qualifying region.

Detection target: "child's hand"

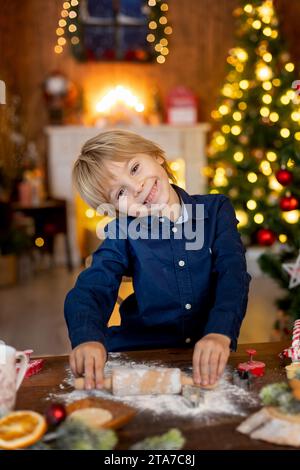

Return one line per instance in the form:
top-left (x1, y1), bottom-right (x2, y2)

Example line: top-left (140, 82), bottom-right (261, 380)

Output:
top-left (192, 334), bottom-right (230, 386)
top-left (70, 341), bottom-right (107, 390)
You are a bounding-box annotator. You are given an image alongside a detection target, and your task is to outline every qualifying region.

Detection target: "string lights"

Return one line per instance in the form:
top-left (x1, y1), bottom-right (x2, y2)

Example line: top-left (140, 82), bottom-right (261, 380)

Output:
top-left (54, 0), bottom-right (171, 64)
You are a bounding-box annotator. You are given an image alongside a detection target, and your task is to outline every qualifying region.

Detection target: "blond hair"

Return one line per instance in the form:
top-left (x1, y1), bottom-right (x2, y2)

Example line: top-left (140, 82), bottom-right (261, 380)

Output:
top-left (72, 129), bottom-right (176, 209)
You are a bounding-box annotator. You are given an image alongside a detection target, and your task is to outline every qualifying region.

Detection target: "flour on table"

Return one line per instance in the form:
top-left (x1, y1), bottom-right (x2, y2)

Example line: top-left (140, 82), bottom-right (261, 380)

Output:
top-left (47, 354), bottom-right (259, 424)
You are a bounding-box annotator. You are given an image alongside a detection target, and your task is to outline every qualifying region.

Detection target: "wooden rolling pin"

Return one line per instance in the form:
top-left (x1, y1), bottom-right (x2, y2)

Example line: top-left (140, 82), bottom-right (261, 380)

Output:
top-left (74, 367), bottom-right (216, 396)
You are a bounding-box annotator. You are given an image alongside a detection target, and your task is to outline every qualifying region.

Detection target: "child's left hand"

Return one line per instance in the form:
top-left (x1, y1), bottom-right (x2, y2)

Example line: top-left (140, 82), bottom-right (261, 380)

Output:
top-left (192, 333), bottom-right (231, 386)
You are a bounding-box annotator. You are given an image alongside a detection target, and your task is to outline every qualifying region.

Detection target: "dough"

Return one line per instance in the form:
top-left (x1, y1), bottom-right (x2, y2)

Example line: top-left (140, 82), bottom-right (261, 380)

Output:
top-left (68, 408), bottom-right (113, 428)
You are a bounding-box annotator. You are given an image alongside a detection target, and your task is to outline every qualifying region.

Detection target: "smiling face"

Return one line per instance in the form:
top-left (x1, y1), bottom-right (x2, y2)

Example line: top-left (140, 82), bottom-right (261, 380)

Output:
top-left (104, 153), bottom-right (180, 218)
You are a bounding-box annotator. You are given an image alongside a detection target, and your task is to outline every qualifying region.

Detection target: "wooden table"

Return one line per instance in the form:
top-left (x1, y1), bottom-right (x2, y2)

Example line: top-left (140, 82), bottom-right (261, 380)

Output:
top-left (16, 341), bottom-right (291, 450)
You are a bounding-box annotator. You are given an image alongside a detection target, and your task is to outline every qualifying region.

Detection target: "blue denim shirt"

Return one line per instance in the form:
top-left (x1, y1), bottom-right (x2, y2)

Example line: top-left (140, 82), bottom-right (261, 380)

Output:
top-left (64, 185), bottom-right (251, 352)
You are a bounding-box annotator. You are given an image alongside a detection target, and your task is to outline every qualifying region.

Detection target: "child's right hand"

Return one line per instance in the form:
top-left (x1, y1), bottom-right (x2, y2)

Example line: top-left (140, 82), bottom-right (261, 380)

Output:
top-left (70, 341), bottom-right (107, 390)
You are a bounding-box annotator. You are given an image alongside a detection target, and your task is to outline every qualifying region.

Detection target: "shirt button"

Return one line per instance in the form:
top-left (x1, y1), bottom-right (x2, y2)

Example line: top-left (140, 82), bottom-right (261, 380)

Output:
top-left (178, 260), bottom-right (185, 267)
top-left (209, 247), bottom-right (212, 254)
top-left (185, 337), bottom-right (191, 344)
top-left (185, 303), bottom-right (192, 310)
top-left (172, 227), bottom-right (178, 233)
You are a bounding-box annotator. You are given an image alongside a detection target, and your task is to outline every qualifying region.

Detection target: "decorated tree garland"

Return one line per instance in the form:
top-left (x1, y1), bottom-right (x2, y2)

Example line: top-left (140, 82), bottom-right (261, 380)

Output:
top-left (207, 0), bottom-right (300, 335)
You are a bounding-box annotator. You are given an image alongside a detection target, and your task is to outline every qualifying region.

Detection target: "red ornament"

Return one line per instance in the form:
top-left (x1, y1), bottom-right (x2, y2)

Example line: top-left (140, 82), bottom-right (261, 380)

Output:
top-left (237, 349), bottom-right (266, 377)
top-left (45, 403), bottom-right (67, 427)
top-left (276, 168), bottom-right (293, 186)
top-left (257, 228), bottom-right (276, 246)
top-left (280, 195), bottom-right (299, 211)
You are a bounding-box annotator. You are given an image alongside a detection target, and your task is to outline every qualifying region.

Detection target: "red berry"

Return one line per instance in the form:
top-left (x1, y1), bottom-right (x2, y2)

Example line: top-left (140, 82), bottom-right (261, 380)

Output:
top-left (45, 403), bottom-right (67, 426)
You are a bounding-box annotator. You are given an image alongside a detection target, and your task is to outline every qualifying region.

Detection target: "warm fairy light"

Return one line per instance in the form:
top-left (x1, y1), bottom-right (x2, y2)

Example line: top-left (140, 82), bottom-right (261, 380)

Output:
top-left (263, 27), bottom-right (272, 36)
top-left (247, 200), bottom-right (257, 210)
top-left (269, 112), bottom-right (279, 122)
top-left (148, 0), bottom-right (156, 5)
top-left (68, 11), bottom-right (77, 20)
top-left (210, 189), bottom-right (219, 194)
top-left (71, 0), bottom-right (79, 5)
top-left (291, 111), bottom-right (300, 122)
top-left (271, 30), bottom-right (278, 39)
top-left (287, 90), bottom-right (295, 100)
top-left (85, 209), bottom-right (95, 218)
top-left (231, 125), bottom-right (241, 135)
top-left (58, 37), bottom-right (66, 46)
top-left (239, 80), bottom-right (249, 90)
top-left (256, 63), bottom-right (273, 81)
top-left (160, 38), bottom-right (168, 46)
top-left (222, 125), bottom-right (231, 133)
top-left (287, 158), bottom-right (295, 168)
top-left (269, 175), bottom-right (282, 191)
top-left (266, 151), bottom-right (277, 162)
top-left (149, 21), bottom-right (157, 29)
top-left (233, 111), bottom-right (242, 121)
top-left (54, 45), bottom-right (63, 54)
top-left (236, 210), bottom-right (248, 228)
top-left (147, 34), bottom-right (155, 42)
top-left (233, 151), bottom-right (244, 162)
top-left (258, 1), bottom-right (274, 19)
top-left (279, 234), bottom-right (288, 243)
top-left (262, 94), bottom-right (272, 104)
top-left (164, 26), bottom-right (172, 35)
top-left (262, 81), bottom-right (272, 91)
top-left (59, 19), bottom-right (67, 27)
top-left (157, 55), bottom-right (166, 64)
top-left (282, 210), bottom-right (300, 224)
top-left (61, 9), bottom-right (68, 17)
top-left (63, 1), bottom-right (70, 8)
top-left (219, 104), bottom-right (229, 115)
top-left (56, 27), bottom-right (64, 36)
top-left (71, 37), bottom-right (80, 45)
top-left (285, 62), bottom-right (295, 72)
top-left (252, 20), bottom-right (262, 30)
top-left (244, 4), bottom-right (253, 13)
top-left (272, 78), bottom-right (281, 87)
top-left (260, 160), bottom-right (272, 175)
top-left (280, 95), bottom-right (290, 105)
top-left (232, 48), bottom-right (248, 62)
top-left (35, 237), bottom-right (44, 247)
top-left (248, 172), bottom-right (258, 183)
top-left (238, 102), bottom-right (247, 110)
top-left (260, 107), bottom-right (270, 117)
top-left (280, 128), bottom-right (290, 138)
top-left (215, 135), bottom-right (226, 145)
top-left (263, 52), bottom-right (272, 63)
top-left (211, 110), bottom-right (221, 119)
top-left (69, 24), bottom-right (77, 32)
top-left (161, 3), bottom-right (168, 11)
top-left (96, 86), bottom-right (145, 114)
top-left (294, 132), bottom-right (300, 141)
top-left (254, 213), bottom-right (264, 224)
top-left (213, 174), bottom-right (228, 187)
top-left (161, 47), bottom-right (169, 56)
top-left (159, 16), bottom-right (167, 25)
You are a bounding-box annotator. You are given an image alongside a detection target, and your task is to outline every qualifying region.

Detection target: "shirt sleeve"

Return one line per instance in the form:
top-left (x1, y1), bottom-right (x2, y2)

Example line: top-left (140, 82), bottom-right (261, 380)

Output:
top-left (203, 195), bottom-right (252, 351)
top-left (64, 220), bottom-right (131, 350)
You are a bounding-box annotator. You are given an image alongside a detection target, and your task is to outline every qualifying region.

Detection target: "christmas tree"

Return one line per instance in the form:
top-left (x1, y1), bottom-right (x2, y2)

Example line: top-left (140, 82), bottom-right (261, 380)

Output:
top-left (207, 0), bottom-right (300, 337)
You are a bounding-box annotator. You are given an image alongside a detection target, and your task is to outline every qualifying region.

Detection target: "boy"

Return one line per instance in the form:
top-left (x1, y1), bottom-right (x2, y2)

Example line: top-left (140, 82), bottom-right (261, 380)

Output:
top-left (65, 130), bottom-right (251, 390)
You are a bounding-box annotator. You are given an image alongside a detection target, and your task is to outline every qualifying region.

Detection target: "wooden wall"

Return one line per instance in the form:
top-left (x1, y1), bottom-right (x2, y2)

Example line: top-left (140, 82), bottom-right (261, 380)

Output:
top-left (0, 0), bottom-right (299, 166)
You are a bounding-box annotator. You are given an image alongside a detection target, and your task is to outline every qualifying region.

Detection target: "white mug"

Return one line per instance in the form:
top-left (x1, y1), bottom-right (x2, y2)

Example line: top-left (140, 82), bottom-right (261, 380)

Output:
top-left (0, 345), bottom-right (28, 416)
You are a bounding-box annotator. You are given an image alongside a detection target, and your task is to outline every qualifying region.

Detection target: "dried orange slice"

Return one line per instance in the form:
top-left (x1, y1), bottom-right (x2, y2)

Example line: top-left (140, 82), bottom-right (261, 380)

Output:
top-left (0, 410), bottom-right (47, 449)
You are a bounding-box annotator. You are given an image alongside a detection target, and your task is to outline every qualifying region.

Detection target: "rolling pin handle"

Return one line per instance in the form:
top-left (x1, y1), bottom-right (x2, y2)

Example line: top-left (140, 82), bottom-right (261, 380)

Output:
top-left (180, 373), bottom-right (194, 387)
top-left (73, 375), bottom-right (112, 391)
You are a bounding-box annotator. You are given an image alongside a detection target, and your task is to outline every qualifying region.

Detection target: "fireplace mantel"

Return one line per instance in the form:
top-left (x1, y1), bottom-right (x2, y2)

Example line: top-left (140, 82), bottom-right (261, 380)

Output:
top-left (46, 124), bottom-right (210, 266)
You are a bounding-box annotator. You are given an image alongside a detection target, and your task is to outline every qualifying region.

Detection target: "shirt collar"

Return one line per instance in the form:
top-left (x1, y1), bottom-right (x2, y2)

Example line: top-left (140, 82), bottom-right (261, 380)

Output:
top-left (171, 184), bottom-right (209, 221)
